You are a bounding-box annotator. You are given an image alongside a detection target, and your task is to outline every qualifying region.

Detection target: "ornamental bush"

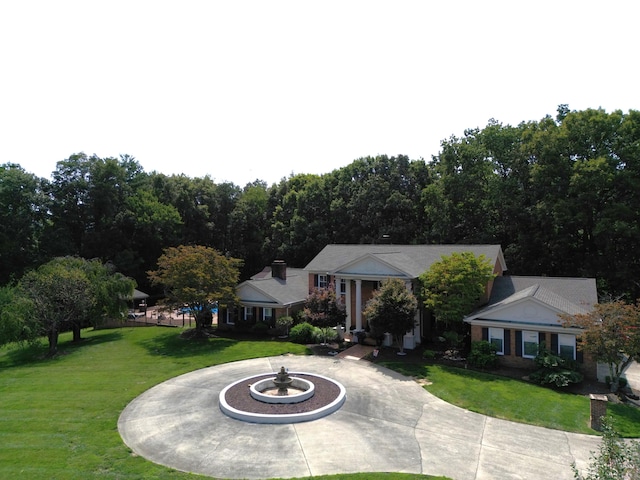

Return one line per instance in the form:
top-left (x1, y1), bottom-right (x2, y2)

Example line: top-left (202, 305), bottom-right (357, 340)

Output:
top-left (529, 345), bottom-right (583, 388)
top-left (289, 322), bottom-right (320, 344)
top-left (467, 341), bottom-right (499, 369)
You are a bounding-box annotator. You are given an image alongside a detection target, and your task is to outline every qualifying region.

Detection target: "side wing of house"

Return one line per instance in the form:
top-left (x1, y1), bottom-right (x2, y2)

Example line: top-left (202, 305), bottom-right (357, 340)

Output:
top-left (223, 265), bottom-right (309, 326)
top-left (464, 277), bottom-right (598, 378)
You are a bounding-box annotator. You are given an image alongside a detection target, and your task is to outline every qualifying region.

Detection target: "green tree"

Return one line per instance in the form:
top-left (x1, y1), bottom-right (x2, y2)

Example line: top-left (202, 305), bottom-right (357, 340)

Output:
top-left (0, 164), bottom-right (48, 284)
top-left (18, 257), bottom-right (134, 356)
top-left (0, 285), bottom-right (35, 346)
top-left (420, 252), bottom-right (496, 328)
top-left (573, 417), bottom-right (640, 480)
top-left (54, 257), bottom-right (136, 342)
top-left (364, 278), bottom-right (417, 354)
top-left (562, 300), bottom-right (640, 393)
top-left (148, 245), bottom-right (242, 333)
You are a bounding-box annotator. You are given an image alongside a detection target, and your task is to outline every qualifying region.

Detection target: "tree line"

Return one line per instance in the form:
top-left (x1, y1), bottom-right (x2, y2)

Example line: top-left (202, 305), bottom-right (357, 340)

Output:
top-left (1, 105), bottom-right (639, 300)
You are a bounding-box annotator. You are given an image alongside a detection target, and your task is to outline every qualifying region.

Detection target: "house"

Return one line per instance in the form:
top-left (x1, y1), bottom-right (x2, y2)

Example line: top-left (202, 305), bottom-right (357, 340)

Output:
top-left (221, 260), bottom-right (309, 326)
top-left (304, 244), bottom-right (506, 345)
top-left (224, 244), bottom-right (599, 378)
top-left (464, 275), bottom-right (598, 378)
top-left (224, 244), bottom-right (507, 341)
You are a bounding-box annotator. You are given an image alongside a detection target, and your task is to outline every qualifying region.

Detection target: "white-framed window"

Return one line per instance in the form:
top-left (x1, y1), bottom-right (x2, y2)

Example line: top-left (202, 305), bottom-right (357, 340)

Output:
top-left (558, 334), bottom-right (576, 360)
top-left (339, 278), bottom-right (347, 296)
top-left (243, 307), bottom-right (254, 321)
top-left (316, 274), bottom-right (328, 289)
top-left (489, 327), bottom-right (504, 355)
top-left (262, 307), bottom-right (273, 322)
top-left (522, 330), bottom-right (539, 358)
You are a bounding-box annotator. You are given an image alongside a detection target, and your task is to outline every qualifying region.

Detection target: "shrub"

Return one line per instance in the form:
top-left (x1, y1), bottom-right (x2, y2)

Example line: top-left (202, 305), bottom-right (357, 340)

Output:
top-left (314, 327), bottom-right (337, 344)
top-left (423, 349), bottom-right (437, 360)
top-left (289, 322), bottom-right (320, 344)
top-left (251, 322), bottom-right (269, 336)
top-left (275, 315), bottom-right (294, 336)
top-left (467, 341), bottom-right (499, 369)
top-left (529, 346), bottom-right (583, 388)
top-left (573, 416), bottom-right (640, 479)
top-left (442, 330), bottom-right (464, 349)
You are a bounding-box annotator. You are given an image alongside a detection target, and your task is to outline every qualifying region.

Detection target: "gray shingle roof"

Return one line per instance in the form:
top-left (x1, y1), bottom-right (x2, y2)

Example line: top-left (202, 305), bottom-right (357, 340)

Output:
top-left (304, 244), bottom-right (506, 278)
top-left (467, 275), bottom-right (597, 319)
top-left (238, 267), bottom-right (309, 306)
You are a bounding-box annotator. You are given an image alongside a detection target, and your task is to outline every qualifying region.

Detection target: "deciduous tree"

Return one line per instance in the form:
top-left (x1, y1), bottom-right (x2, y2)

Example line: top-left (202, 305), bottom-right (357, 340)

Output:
top-left (419, 252), bottom-right (496, 328)
top-left (302, 286), bottom-right (346, 329)
top-left (148, 245), bottom-right (242, 333)
top-left (18, 257), bottom-right (134, 356)
top-left (364, 278), bottom-right (417, 354)
top-left (562, 300), bottom-right (640, 393)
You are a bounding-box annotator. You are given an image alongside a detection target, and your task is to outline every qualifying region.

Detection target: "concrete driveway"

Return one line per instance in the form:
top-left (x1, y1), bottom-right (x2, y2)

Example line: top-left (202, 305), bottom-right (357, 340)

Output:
top-left (118, 355), bottom-right (601, 480)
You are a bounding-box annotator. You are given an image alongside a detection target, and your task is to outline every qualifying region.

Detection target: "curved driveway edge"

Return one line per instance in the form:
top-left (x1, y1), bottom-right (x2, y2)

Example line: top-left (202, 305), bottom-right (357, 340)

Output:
top-left (118, 355), bottom-right (600, 480)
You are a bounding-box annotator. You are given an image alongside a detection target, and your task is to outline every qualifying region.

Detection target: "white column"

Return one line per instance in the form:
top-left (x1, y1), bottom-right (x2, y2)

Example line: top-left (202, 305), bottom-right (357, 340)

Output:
top-left (405, 280), bottom-right (420, 344)
top-left (355, 279), bottom-right (362, 331)
top-left (345, 279), bottom-right (352, 331)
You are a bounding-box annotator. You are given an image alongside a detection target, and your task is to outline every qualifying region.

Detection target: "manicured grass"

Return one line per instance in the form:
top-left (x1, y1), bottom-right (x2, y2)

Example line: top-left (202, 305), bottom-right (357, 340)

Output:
top-left (0, 327), bottom-right (448, 480)
top-left (282, 475), bottom-right (448, 480)
top-left (380, 361), bottom-right (640, 437)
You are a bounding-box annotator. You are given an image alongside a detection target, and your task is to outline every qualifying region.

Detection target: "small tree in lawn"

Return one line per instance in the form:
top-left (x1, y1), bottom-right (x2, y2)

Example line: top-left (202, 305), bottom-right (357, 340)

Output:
top-left (17, 257), bottom-right (134, 356)
top-left (562, 300), bottom-right (640, 393)
top-left (148, 245), bottom-right (242, 335)
top-left (419, 252), bottom-right (496, 330)
top-left (364, 278), bottom-right (417, 355)
top-left (302, 286), bottom-right (346, 344)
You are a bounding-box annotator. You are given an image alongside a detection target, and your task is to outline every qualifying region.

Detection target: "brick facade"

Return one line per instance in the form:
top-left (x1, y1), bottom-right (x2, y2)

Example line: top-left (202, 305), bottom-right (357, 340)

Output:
top-left (470, 325), bottom-right (598, 380)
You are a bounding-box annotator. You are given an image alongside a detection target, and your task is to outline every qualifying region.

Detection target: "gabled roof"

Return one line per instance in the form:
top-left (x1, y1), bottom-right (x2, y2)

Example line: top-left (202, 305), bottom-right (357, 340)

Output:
top-left (237, 267), bottom-right (308, 307)
top-left (304, 244), bottom-right (506, 278)
top-left (465, 276), bottom-right (597, 321)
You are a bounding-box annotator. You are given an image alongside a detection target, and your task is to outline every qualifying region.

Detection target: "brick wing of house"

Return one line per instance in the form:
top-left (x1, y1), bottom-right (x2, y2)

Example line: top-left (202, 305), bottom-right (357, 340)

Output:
top-left (464, 276), bottom-right (598, 378)
top-left (224, 260), bottom-right (310, 325)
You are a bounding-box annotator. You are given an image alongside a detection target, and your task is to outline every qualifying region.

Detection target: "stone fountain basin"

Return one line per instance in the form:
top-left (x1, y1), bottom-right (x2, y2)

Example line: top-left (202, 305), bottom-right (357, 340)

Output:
top-left (219, 371), bottom-right (346, 424)
top-left (250, 377), bottom-right (315, 404)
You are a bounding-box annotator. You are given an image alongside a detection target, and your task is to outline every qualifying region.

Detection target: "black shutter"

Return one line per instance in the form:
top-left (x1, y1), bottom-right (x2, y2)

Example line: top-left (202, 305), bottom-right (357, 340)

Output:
top-left (504, 329), bottom-right (511, 355)
top-left (515, 330), bottom-right (522, 356)
top-left (482, 327), bottom-right (488, 341)
top-left (314, 275), bottom-right (319, 287)
top-left (551, 334), bottom-right (558, 354)
top-left (539, 332), bottom-right (546, 348)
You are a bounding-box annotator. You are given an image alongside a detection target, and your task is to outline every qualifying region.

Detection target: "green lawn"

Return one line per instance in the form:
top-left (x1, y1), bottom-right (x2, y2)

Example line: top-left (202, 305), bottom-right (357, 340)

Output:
top-left (0, 327), bottom-right (444, 480)
top-left (380, 361), bottom-right (640, 437)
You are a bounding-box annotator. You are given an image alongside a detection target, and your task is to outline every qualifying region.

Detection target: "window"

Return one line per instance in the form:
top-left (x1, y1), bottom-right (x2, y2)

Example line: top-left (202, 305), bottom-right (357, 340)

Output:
top-left (558, 334), bottom-right (576, 360)
top-left (522, 330), bottom-right (539, 358)
top-left (489, 327), bottom-right (504, 355)
top-left (339, 279), bottom-right (347, 296)
top-left (262, 307), bottom-right (273, 322)
top-left (243, 307), bottom-right (254, 321)
top-left (316, 274), bottom-right (328, 289)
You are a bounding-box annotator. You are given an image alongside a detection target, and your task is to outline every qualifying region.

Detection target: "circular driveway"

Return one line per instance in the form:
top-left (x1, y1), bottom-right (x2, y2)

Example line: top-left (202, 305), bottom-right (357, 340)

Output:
top-left (118, 355), bottom-right (600, 480)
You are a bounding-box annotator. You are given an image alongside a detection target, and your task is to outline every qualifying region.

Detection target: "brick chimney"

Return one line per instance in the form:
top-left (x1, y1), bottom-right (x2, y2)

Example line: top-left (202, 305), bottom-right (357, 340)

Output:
top-left (271, 260), bottom-right (287, 280)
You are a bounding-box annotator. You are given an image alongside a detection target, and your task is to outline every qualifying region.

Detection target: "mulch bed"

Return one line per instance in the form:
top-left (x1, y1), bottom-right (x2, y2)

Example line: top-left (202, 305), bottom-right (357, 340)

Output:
top-left (223, 373), bottom-right (341, 415)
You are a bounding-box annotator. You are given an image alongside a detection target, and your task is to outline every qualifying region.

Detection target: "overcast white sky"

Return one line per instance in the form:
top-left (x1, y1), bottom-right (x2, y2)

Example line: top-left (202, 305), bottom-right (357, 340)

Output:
top-left (1, 1), bottom-right (638, 187)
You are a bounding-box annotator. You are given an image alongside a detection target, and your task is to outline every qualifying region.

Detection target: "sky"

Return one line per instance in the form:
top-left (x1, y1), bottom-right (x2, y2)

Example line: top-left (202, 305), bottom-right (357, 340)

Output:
top-left (1, 1), bottom-right (638, 187)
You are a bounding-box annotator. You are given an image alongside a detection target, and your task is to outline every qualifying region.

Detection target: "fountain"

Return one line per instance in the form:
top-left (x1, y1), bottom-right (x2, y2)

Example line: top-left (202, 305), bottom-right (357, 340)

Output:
top-left (273, 366), bottom-right (293, 395)
top-left (219, 365), bottom-right (346, 424)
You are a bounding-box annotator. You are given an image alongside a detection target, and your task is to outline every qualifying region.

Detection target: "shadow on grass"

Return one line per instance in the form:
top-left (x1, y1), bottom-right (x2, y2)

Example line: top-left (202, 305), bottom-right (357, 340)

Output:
top-left (0, 329), bottom-right (123, 368)
top-left (138, 328), bottom-right (237, 359)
